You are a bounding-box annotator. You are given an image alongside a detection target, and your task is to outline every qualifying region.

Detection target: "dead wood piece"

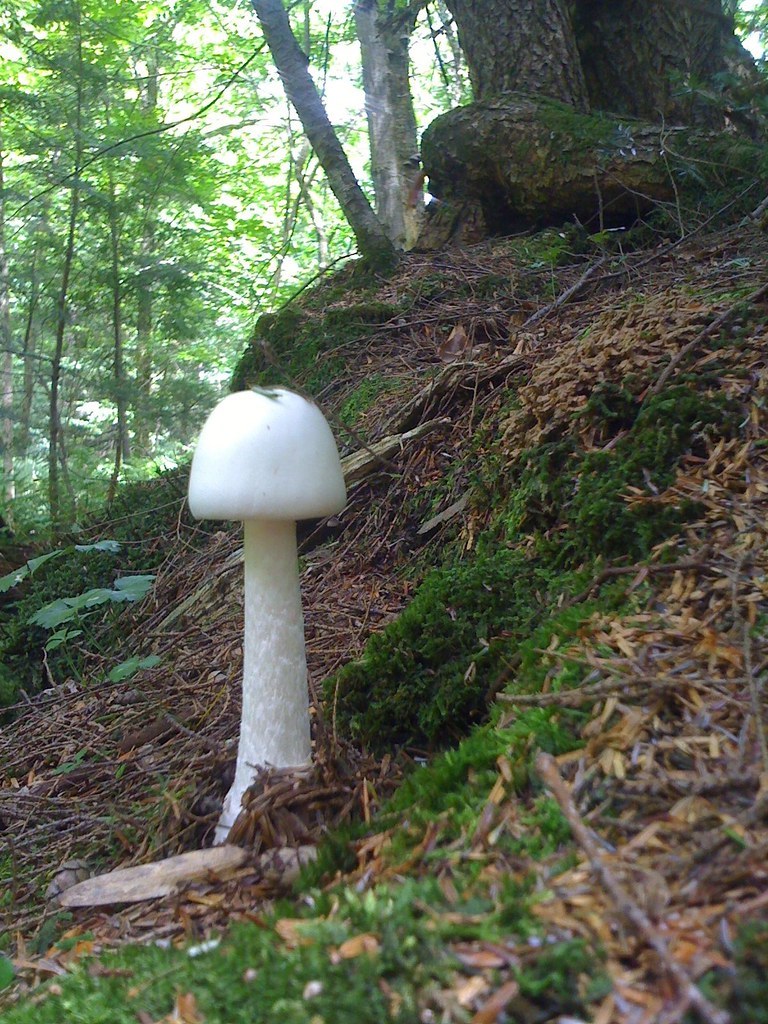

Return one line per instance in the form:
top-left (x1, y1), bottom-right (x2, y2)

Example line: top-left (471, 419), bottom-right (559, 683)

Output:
top-left (536, 752), bottom-right (730, 1024)
top-left (417, 493), bottom-right (469, 536)
top-left (392, 353), bottom-right (528, 433)
top-left (559, 551), bottom-right (712, 610)
top-left (256, 844), bottom-right (317, 885)
top-left (57, 846), bottom-right (249, 907)
top-left (522, 256), bottom-right (609, 329)
top-left (341, 418), bottom-right (451, 484)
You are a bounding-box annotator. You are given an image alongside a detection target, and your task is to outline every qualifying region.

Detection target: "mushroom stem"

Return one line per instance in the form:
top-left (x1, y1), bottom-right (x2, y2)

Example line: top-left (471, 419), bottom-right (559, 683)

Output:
top-left (215, 518), bottom-right (311, 841)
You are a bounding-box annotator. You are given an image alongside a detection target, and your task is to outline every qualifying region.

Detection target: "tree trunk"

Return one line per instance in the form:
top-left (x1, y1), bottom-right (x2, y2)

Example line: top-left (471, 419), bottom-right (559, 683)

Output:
top-left (107, 172), bottom-right (130, 505)
top-left (0, 136), bottom-right (14, 529)
top-left (19, 244), bottom-right (39, 453)
top-left (132, 48), bottom-right (158, 459)
top-left (443, 0), bottom-right (589, 110)
top-left (354, 0), bottom-right (423, 249)
top-left (49, 21), bottom-right (83, 533)
top-left (572, 0), bottom-right (733, 125)
top-left (251, 0), bottom-right (398, 270)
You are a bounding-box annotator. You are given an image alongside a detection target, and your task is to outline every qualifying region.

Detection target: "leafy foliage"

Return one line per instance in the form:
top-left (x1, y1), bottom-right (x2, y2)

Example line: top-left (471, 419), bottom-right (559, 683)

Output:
top-left (0, 466), bottom-right (209, 707)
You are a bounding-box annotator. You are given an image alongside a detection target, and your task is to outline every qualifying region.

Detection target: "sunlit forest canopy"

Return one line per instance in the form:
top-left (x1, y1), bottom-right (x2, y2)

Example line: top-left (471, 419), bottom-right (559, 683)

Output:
top-left (0, 0), bottom-right (765, 538)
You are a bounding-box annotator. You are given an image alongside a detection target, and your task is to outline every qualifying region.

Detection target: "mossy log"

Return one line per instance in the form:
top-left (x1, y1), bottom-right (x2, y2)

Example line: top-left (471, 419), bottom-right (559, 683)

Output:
top-left (419, 92), bottom-right (765, 241)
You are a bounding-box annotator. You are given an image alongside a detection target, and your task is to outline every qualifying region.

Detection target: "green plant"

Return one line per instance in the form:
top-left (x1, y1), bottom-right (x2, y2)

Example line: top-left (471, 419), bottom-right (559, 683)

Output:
top-left (328, 548), bottom-right (555, 749)
top-left (497, 382), bottom-right (741, 562)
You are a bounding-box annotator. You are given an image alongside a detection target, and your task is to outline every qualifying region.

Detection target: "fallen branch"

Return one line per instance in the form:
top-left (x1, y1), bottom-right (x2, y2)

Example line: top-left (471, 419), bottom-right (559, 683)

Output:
top-left (391, 353), bottom-right (528, 433)
top-left (522, 255), bottom-right (609, 329)
top-left (646, 281), bottom-right (768, 400)
top-left (499, 671), bottom-right (751, 709)
top-left (341, 417), bottom-right (450, 483)
top-left (535, 752), bottom-right (730, 1024)
top-left (559, 550), bottom-right (711, 610)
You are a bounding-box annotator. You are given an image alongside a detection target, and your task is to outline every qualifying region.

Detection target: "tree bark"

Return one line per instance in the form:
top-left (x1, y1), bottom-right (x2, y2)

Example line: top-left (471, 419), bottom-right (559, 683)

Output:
top-left (354, 0), bottom-right (423, 249)
top-left (419, 93), bottom-right (766, 240)
top-left (444, 0), bottom-right (589, 110)
top-left (572, 0), bottom-right (733, 125)
top-left (49, 18), bottom-right (84, 533)
top-left (0, 135), bottom-right (14, 529)
top-left (107, 170), bottom-right (130, 505)
top-left (251, 0), bottom-right (398, 269)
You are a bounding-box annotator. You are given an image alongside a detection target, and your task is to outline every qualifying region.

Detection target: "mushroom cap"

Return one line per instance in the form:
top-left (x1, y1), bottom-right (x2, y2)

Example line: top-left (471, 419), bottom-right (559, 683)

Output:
top-left (188, 388), bottom-right (347, 521)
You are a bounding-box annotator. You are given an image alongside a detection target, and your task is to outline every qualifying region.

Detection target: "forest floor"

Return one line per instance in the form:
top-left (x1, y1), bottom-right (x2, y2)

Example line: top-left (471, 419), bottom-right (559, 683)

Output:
top-left (1, 215), bottom-right (768, 1024)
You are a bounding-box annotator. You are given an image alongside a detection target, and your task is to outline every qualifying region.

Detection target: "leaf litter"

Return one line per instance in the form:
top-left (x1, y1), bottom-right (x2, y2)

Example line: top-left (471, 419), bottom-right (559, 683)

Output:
top-left (0, 221), bottom-right (767, 1022)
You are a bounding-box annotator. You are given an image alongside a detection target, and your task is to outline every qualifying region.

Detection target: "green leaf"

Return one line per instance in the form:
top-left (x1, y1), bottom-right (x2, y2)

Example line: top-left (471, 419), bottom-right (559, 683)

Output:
top-left (26, 550), bottom-right (65, 573)
top-left (0, 566), bottom-right (29, 594)
top-left (52, 749), bottom-right (88, 776)
top-left (113, 575), bottom-right (156, 599)
top-left (108, 654), bottom-right (162, 683)
top-left (29, 576), bottom-right (156, 630)
top-left (0, 543), bottom-right (121, 596)
top-left (45, 628), bottom-right (84, 651)
top-left (0, 956), bottom-right (14, 991)
top-left (30, 599), bottom-right (78, 629)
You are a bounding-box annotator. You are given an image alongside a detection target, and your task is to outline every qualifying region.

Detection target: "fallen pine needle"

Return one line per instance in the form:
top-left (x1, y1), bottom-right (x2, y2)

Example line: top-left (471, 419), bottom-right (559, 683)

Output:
top-left (535, 751), bottom-right (730, 1024)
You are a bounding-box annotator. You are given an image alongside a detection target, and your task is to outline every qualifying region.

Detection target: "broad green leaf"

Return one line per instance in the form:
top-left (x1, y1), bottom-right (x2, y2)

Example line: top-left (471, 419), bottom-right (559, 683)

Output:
top-left (108, 654), bottom-right (162, 682)
top-left (0, 956), bottom-right (14, 991)
top-left (0, 566), bottom-right (29, 594)
top-left (74, 541), bottom-right (121, 554)
top-left (113, 575), bottom-right (156, 599)
top-left (29, 576), bottom-right (156, 629)
top-left (29, 599), bottom-right (77, 629)
top-left (0, 543), bottom-right (120, 596)
top-left (26, 550), bottom-right (65, 573)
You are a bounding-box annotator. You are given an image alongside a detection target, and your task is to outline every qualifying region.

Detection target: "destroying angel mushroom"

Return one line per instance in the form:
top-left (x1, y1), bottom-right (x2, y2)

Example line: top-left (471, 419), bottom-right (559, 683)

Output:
top-left (188, 388), bottom-right (346, 842)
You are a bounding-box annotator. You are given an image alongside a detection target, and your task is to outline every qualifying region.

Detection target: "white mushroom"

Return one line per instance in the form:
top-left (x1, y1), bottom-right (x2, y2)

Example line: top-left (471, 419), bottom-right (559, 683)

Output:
top-left (188, 388), bottom-right (346, 842)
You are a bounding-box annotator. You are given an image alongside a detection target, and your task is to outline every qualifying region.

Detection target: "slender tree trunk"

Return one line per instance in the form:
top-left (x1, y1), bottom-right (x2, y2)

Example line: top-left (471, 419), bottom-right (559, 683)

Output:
top-left (430, 2), bottom-right (467, 105)
top-left (354, 0), bottom-right (423, 249)
top-left (107, 172), bottom-right (130, 505)
top-left (133, 219), bottom-right (154, 457)
top-left (251, 0), bottom-right (398, 269)
top-left (133, 48), bottom-right (158, 459)
top-left (293, 150), bottom-right (329, 266)
top-left (444, 0), bottom-right (589, 110)
top-left (0, 137), bottom-right (14, 530)
top-left (49, 19), bottom-right (83, 533)
top-left (19, 245), bottom-right (39, 452)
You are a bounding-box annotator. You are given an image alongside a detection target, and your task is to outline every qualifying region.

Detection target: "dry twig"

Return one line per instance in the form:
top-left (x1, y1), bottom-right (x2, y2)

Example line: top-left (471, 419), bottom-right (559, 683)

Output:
top-left (536, 752), bottom-right (730, 1024)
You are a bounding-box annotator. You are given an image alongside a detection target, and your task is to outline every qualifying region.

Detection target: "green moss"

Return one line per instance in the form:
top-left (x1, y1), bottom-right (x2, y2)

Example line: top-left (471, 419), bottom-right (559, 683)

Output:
top-left (536, 97), bottom-right (619, 154)
top-left (232, 298), bottom-right (405, 394)
top-left (328, 376), bottom-right (739, 753)
top-left (339, 373), bottom-right (404, 431)
top-left (327, 549), bottom-right (556, 750)
top-left (496, 382), bottom-right (741, 562)
top-left (695, 918), bottom-right (768, 1024)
